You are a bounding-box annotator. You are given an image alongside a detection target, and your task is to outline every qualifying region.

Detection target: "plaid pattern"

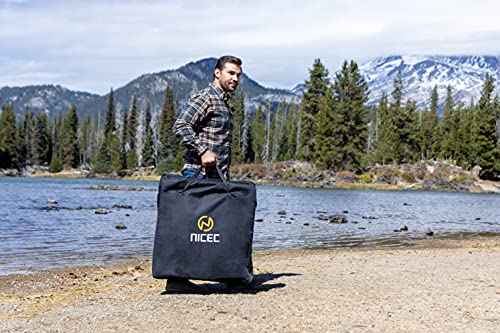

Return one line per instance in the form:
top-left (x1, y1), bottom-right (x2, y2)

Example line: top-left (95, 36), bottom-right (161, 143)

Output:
top-left (173, 83), bottom-right (233, 178)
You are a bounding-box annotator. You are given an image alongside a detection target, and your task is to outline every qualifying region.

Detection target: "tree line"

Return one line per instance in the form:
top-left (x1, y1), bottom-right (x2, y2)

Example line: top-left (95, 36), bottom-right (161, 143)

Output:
top-left (1, 59), bottom-right (499, 179)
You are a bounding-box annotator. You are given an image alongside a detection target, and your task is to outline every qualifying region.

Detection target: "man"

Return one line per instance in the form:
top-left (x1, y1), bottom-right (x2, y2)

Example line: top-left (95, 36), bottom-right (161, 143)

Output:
top-left (174, 55), bottom-right (241, 180)
top-left (170, 55), bottom-right (263, 293)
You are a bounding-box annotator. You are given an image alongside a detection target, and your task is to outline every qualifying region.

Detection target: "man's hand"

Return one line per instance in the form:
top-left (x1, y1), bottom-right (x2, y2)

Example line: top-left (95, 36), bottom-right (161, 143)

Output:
top-left (201, 150), bottom-right (217, 167)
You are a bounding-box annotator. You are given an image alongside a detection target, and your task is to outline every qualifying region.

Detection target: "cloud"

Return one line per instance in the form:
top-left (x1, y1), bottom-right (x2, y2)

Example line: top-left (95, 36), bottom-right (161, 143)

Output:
top-left (1, 0), bottom-right (500, 93)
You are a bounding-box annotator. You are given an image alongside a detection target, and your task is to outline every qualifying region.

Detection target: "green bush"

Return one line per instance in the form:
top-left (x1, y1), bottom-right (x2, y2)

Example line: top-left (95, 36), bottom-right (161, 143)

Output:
top-left (356, 173), bottom-right (372, 183)
top-left (454, 173), bottom-right (478, 183)
top-left (49, 155), bottom-right (63, 173)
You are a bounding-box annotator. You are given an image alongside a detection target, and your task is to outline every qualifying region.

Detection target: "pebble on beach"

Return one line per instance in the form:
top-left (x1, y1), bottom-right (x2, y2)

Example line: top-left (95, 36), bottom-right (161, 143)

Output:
top-left (115, 223), bottom-right (127, 230)
top-left (278, 210), bottom-right (287, 215)
top-left (47, 199), bottom-right (58, 204)
top-left (400, 225), bottom-right (409, 231)
top-left (95, 208), bottom-right (108, 215)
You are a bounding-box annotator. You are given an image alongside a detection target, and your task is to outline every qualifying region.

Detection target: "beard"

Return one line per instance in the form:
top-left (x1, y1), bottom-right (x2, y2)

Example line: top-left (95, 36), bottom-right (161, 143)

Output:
top-left (220, 79), bottom-right (238, 93)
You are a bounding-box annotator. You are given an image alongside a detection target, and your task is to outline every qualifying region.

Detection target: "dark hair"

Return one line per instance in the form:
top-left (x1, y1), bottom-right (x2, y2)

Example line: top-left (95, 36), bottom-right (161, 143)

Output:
top-left (214, 55), bottom-right (242, 77)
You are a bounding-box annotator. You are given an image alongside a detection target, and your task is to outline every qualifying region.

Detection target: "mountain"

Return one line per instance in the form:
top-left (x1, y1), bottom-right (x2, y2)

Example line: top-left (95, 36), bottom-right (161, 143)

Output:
top-left (0, 85), bottom-right (98, 117)
top-left (0, 58), bottom-right (295, 121)
top-left (3, 55), bottom-right (500, 121)
top-left (359, 55), bottom-right (500, 108)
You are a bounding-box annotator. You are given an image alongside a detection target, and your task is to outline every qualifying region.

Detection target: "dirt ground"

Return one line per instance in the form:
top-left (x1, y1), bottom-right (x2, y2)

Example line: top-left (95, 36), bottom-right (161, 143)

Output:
top-left (1, 236), bottom-right (499, 333)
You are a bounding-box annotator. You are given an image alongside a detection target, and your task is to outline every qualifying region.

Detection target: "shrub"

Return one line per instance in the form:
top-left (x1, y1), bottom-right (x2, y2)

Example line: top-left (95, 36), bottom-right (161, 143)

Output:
top-left (402, 171), bottom-right (416, 183)
top-left (454, 173), bottom-right (478, 183)
top-left (356, 173), bottom-right (372, 183)
top-left (336, 170), bottom-right (357, 182)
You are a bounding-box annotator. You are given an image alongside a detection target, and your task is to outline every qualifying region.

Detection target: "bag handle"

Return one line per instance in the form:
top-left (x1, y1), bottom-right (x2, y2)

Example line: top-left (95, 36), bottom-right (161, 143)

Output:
top-left (181, 165), bottom-right (228, 192)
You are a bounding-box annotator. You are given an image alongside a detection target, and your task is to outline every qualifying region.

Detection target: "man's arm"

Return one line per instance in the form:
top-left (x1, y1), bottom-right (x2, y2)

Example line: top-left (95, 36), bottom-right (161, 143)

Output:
top-left (173, 94), bottom-right (216, 166)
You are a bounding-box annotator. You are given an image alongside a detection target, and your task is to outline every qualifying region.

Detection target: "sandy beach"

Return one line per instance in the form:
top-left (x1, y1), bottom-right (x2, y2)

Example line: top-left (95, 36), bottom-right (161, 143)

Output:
top-left (1, 236), bottom-right (499, 333)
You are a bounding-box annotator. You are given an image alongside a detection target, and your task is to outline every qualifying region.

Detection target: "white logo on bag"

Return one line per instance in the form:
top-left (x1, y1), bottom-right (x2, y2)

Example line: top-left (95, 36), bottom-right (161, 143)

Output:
top-left (190, 215), bottom-right (220, 243)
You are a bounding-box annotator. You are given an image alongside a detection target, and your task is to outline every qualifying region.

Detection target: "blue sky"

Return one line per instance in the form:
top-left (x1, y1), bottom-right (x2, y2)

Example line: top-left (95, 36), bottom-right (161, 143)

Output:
top-left (1, 0), bottom-right (500, 94)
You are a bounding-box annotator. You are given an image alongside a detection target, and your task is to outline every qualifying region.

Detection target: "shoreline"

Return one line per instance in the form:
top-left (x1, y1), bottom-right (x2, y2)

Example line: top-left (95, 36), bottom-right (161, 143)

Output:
top-left (2, 231), bottom-right (499, 278)
top-left (2, 160), bottom-right (500, 194)
top-left (2, 172), bottom-right (499, 194)
top-left (1, 236), bottom-right (499, 332)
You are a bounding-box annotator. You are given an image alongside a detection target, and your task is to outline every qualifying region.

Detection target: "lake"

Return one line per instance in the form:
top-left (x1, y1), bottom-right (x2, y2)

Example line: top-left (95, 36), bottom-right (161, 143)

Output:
top-left (0, 177), bottom-right (498, 275)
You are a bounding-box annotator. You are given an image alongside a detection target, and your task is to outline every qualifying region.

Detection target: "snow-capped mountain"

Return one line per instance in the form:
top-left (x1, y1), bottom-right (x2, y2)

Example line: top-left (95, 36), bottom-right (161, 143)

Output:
top-left (3, 55), bottom-right (499, 120)
top-left (359, 55), bottom-right (500, 107)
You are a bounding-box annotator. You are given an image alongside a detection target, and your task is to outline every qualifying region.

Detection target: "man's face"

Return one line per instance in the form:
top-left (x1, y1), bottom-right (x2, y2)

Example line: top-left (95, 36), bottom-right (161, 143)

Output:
top-left (214, 63), bottom-right (242, 93)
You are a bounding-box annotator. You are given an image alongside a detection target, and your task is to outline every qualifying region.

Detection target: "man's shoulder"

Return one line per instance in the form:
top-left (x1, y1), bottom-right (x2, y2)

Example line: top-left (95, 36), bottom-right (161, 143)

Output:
top-left (188, 85), bottom-right (218, 107)
top-left (189, 85), bottom-right (214, 100)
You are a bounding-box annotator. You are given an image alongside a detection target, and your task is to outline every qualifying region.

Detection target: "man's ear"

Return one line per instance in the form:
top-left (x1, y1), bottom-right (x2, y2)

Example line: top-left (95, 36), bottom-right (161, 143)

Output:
top-left (214, 68), bottom-right (221, 79)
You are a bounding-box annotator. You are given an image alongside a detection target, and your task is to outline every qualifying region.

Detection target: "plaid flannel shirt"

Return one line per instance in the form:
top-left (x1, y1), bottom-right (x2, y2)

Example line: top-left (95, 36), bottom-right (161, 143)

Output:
top-left (173, 83), bottom-right (233, 178)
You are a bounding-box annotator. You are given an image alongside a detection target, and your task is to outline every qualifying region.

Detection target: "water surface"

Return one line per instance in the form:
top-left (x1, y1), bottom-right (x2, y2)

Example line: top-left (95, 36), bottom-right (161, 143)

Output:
top-left (0, 177), bottom-right (498, 275)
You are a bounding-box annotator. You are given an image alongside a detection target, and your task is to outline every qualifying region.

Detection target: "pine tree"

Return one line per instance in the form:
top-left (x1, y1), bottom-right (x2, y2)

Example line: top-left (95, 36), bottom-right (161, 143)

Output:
top-left (373, 94), bottom-right (393, 164)
top-left (22, 110), bottom-right (34, 166)
top-left (15, 120), bottom-right (25, 168)
top-left (16, 111), bottom-right (28, 168)
top-left (366, 105), bottom-right (378, 156)
top-left (61, 105), bottom-right (80, 169)
top-left (93, 137), bottom-right (112, 173)
top-left (127, 95), bottom-right (139, 168)
top-left (440, 86), bottom-right (456, 159)
top-left (94, 90), bottom-right (116, 173)
top-left (141, 102), bottom-right (155, 167)
top-left (284, 100), bottom-right (299, 160)
top-left (33, 111), bottom-right (51, 166)
top-left (230, 92), bottom-right (245, 164)
top-left (79, 115), bottom-right (92, 167)
top-left (250, 104), bottom-right (266, 163)
top-left (403, 99), bottom-right (420, 162)
top-left (455, 101), bottom-right (477, 168)
top-left (329, 60), bottom-right (370, 171)
top-left (426, 86), bottom-right (440, 159)
top-left (0, 103), bottom-right (18, 169)
top-left (157, 85), bottom-right (178, 171)
top-left (104, 88), bottom-right (116, 139)
top-left (48, 115), bottom-right (63, 173)
top-left (263, 100), bottom-right (271, 163)
top-left (120, 108), bottom-right (129, 169)
top-left (241, 106), bottom-right (253, 163)
top-left (492, 95), bottom-right (500, 175)
top-left (390, 70), bottom-right (415, 163)
top-left (475, 74), bottom-right (499, 178)
top-left (314, 87), bottom-right (337, 169)
top-left (297, 59), bottom-right (330, 161)
top-left (277, 101), bottom-right (292, 161)
top-left (271, 100), bottom-right (287, 162)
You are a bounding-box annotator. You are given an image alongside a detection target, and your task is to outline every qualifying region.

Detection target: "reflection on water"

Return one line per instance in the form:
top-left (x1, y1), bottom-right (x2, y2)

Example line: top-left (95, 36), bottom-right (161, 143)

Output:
top-left (0, 177), bottom-right (498, 275)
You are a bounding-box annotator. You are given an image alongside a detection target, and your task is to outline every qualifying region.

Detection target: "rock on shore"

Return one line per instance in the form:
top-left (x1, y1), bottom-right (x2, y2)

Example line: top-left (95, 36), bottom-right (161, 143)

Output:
top-left (230, 160), bottom-right (500, 193)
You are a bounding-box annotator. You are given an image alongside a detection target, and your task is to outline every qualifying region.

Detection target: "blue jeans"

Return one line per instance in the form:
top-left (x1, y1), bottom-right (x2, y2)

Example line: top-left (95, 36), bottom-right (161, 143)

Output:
top-left (182, 168), bottom-right (205, 179)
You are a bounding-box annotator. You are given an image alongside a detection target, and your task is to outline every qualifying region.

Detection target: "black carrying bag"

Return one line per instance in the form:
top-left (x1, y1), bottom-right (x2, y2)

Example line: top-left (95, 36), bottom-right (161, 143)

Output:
top-left (152, 167), bottom-right (256, 282)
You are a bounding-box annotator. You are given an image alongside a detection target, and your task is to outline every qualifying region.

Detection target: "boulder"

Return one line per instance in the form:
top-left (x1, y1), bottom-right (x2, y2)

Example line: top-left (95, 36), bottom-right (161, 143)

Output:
top-left (115, 223), bottom-right (127, 230)
top-left (112, 204), bottom-right (133, 209)
top-left (329, 214), bottom-right (348, 224)
top-left (95, 208), bottom-right (108, 215)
